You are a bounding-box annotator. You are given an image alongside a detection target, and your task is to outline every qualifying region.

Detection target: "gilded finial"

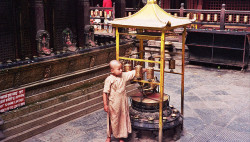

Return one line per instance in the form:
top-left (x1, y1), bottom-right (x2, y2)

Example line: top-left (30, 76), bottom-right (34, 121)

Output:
top-left (147, 0), bottom-right (157, 4)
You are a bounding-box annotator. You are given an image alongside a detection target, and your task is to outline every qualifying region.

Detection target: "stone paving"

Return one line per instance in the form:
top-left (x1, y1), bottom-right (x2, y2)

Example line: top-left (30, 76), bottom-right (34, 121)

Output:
top-left (24, 64), bottom-right (250, 142)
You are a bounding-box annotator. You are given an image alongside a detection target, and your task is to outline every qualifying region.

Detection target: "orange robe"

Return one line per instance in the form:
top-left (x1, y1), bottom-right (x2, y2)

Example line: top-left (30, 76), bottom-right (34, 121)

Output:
top-left (103, 70), bottom-right (135, 138)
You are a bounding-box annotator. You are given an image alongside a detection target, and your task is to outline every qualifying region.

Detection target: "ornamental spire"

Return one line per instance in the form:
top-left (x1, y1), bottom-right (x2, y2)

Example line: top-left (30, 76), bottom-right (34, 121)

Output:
top-left (147, 0), bottom-right (157, 4)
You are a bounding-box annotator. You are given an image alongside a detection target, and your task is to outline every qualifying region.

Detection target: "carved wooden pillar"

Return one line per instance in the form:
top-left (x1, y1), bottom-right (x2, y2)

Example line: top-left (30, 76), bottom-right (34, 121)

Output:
top-left (220, 4), bottom-right (226, 30)
top-left (115, 0), bottom-right (126, 18)
top-left (29, 0), bottom-right (45, 56)
top-left (77, 0), bottom-right (90, 47)
top-left (30, 0), bottom-right (45, 31)
top-left (197, 0), bottom-right (203, 9)
top-left (162, 0), bottom-right (170, 9)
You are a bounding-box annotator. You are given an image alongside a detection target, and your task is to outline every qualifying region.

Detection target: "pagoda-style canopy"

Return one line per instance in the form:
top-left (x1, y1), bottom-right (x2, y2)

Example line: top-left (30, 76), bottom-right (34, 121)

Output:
top-left (109, 0), bottom-right (192, 30)
top-left (111, 1), bottom-right (192, 142)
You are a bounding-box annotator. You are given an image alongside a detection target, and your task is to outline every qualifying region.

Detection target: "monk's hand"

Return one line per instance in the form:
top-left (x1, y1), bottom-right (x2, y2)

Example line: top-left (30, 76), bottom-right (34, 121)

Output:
top-left (104, 105), bottom-right (109, 113)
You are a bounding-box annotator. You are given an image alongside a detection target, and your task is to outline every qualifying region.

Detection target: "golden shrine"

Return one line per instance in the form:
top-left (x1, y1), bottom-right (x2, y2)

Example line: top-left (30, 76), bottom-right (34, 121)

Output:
top-left (110, 0), bottom-right (192, 141)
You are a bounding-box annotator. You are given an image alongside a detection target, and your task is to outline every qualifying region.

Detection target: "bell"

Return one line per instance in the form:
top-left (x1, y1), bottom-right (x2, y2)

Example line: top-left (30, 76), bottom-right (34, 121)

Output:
top-left (169, 59), bottom-right (175, 69)
top-left (146, 67), bottom-right (154, 80)
top-left (124, 63), bottom-right (132, 72)
top-left (135, 65), bottom-right (143, 79)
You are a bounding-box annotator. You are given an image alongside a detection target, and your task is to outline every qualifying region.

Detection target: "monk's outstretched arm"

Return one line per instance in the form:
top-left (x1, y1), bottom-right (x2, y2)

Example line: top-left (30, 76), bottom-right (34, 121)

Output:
top-left (103, 92), bottom-right (109, 113)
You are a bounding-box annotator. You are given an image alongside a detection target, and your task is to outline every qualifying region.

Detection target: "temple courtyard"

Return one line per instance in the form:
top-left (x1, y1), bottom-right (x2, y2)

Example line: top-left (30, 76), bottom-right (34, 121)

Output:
top-left (23, 64), bottom-right (250, 142)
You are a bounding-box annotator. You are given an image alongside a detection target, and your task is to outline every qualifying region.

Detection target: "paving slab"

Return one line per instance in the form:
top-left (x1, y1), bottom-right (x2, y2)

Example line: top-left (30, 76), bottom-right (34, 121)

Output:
top-left (24, 64), bottom-right (250, 142)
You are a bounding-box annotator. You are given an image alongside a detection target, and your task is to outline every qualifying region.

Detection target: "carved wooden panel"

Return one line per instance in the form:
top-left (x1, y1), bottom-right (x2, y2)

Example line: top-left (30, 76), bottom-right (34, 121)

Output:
top-left (68, 60), bottom-right (77, 72)
top-left (89, 56), bottom-right (96, 68)
top-left (0, 73), bottom-right (14, 90)
top-left (44, 65), bottom-right (52, 79)
top-left (95, 52), bottom-right (109, 65)
top-left (50, 61), bottom-right (69, 77)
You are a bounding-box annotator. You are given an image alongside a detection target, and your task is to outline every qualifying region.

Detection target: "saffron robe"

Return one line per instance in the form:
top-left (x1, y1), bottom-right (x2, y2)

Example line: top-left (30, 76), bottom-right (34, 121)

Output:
top-left (103, 70), bottom-right (135, 138)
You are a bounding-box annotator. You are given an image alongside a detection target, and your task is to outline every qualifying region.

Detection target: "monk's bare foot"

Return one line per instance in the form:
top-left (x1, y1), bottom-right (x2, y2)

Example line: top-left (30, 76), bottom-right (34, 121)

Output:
top-left (119, 139), bottom-right (125, 142)
top-left (105, 137), bottom-right (111, 142)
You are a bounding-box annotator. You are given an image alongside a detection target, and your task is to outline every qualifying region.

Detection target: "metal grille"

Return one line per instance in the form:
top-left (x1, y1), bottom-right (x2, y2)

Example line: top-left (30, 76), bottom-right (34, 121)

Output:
top-left (0, 0), bottom-right (15, 62)
top-left (204, 0), bottom-right (250, 10)
top-left (18, 0), bottom-right (33, 59)
top-left (50, 0), bottom-right (77, 51)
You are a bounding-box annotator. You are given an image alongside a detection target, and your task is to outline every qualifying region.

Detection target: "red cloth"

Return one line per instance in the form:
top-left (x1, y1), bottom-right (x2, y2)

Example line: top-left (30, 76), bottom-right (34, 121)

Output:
top-left (103, 0), bottom-right (112, 15)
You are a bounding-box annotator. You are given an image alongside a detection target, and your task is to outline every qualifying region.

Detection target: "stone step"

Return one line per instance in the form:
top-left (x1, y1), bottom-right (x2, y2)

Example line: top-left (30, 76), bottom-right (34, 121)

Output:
top-left (3, 87), bottom-right (103, 129)
top-left (2, 102), bottom-right (103, 142)
top-left (3, 89), bottom-right (103, 137)
top-left (0, 74), bottom-right (139, 142)
top-left (1, 74), bottom-right (107, 122)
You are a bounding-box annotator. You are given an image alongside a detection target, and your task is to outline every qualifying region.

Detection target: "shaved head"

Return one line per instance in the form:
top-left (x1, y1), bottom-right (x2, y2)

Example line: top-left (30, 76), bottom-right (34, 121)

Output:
top-left (109, 60), bottom-right (121, 69)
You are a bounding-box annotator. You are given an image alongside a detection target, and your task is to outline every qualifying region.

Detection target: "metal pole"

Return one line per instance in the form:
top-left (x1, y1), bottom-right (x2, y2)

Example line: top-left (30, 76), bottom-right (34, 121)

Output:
top-left (116, 27), bottom-right (119, 60)
top-left (181, 26), bottom-right (186, 115)
top-left (159, 31), bottom-right (165, 142)
top-left (139, 39), bottom-right (143, 59)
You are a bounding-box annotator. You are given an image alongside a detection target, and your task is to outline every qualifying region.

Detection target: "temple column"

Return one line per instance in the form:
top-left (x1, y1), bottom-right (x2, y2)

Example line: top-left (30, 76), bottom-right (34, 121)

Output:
top-left (29, 0), bottom-right (45, 56)
top-left (115, 0), bottom-right (126, 18)
top-left (30, 0), bottom-right (45, 31)
top-left (77, 0), bottom-right (90, 47)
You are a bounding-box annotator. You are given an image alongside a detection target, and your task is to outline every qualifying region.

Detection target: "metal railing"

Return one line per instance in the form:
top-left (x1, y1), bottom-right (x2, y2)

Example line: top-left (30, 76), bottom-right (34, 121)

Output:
top-left (125, 3), bottom-right (250, 31)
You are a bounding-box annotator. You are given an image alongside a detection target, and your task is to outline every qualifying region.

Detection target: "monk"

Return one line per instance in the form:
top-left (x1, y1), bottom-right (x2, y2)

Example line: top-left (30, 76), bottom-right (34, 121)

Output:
top-left (103, 60), bottom-right (135, 142)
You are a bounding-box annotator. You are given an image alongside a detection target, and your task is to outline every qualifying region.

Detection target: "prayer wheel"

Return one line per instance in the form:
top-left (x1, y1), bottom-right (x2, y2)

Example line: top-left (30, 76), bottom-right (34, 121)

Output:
top-left (207, 14), bottom-right (211, 21)
top-left (214, 14), bottom-right (218, 22)
top-left (244, 16), bottom-right (248, 23)
top-left (174, 13), bottom-right (177, 17)
top-left (100, 11), bottom-right (103, 17)
top-left (124, 63), bottom-right (132, 72)
top-left (169, 59), bottom-right (175, 69)
top-left (228, 15), bottom-right (232, 22)
top-left (186, 13), bottom-right (190, 19)
top-left (135, 65), bottom-right (143, 79)
top-left (128, 12), bottom-right (132, 16)
top-left (90, 10), bottom-right (94, 17)
top-left (146, 67), bottom-right (154, 80)
top-left (193, 14), bottom-right (197, 20)
top-left (200, 14), bottom-right (204, 21)
top-left (236, 15), bottom-right (240, 23)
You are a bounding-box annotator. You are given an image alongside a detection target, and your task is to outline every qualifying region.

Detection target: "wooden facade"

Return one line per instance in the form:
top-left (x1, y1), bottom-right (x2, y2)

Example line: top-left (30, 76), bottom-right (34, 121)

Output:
top-left (0, 0), bottom-right (90, 63)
